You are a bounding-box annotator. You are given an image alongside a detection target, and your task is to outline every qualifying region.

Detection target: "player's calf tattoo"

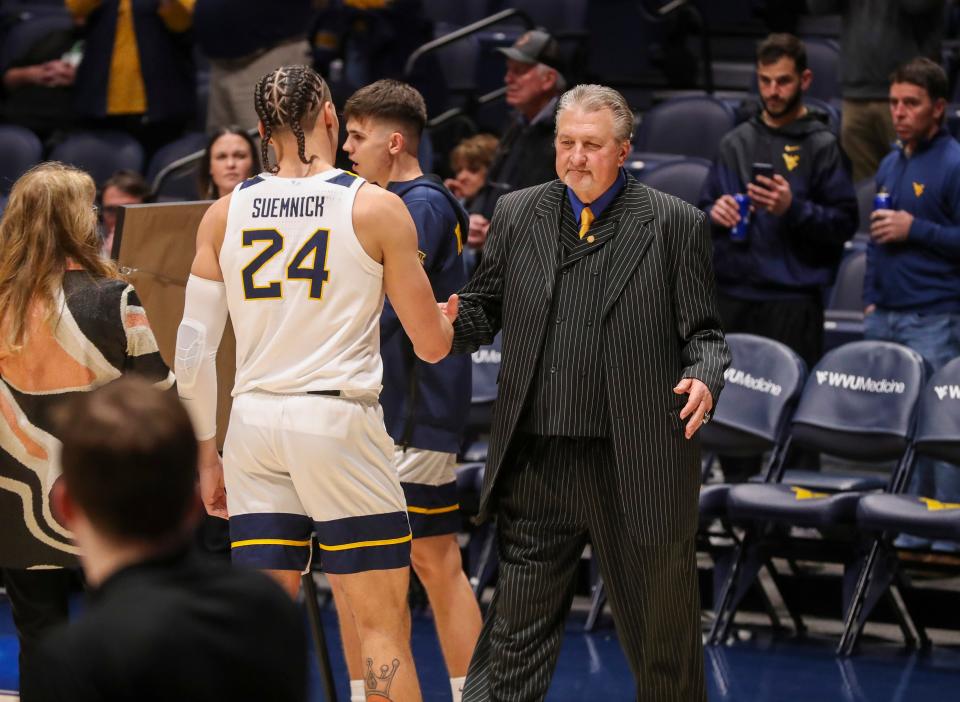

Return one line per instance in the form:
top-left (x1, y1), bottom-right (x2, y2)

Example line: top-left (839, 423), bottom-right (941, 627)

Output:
top-left (365, 657), bottom-right (400, 700)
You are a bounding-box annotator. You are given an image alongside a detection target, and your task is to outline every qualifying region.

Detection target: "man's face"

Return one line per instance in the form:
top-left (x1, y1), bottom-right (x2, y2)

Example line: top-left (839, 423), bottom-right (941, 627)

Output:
top-left (889, 82), bottom-right (944, 146)
top-left (504, 59), bottom-right (555, 116)
top-left (757, 56), bottom-right (809, 119)
top-left (100, 185), bottom-right (142, 237)
top-left (343, 117), bottom-right (395, 185)
top-left (555, 107), bottom-right (629, 203)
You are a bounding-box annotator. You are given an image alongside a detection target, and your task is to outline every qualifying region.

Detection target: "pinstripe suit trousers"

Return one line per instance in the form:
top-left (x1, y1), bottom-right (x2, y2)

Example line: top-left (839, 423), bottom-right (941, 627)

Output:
top-left (462, 435), bottom-right (706, 702)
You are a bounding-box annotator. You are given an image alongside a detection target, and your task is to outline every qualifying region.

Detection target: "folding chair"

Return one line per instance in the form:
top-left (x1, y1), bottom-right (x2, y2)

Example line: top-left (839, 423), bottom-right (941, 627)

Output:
top-left (839, 356), bottom-right (960, 654)
top-left (710, 341), bottom-right (926, 645)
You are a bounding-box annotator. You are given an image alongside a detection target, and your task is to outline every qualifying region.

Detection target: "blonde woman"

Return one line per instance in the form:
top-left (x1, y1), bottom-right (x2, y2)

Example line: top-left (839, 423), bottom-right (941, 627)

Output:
top-left (0, 162), bottom-right (172, 699)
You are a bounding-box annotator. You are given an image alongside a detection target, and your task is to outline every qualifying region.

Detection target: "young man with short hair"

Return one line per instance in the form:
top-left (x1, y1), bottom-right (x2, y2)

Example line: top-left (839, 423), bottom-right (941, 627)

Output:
top-left (866, 57), bottom-right (960, 521)
top-left (342, 78), bottom-right (480, 702)
top-left (36, 377), bottom-right (307, 702)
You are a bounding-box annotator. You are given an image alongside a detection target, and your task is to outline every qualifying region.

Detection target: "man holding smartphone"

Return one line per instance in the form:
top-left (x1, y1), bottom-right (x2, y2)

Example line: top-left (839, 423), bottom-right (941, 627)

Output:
top-left (700, 33), bottom-right (858, 479)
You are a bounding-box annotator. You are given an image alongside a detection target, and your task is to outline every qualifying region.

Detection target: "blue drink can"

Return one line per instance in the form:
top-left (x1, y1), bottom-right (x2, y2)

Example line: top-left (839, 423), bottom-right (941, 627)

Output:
top-left (873, 191), bottom-right (892, 211)
top-left (730, 193), bottom-right (750, 243)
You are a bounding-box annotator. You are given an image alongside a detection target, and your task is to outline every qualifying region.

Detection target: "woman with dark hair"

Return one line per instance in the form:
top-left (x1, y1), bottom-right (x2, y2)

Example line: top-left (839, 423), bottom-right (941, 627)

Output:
top-left (197, 126), bottom-right (261, 199)
top-left (0, 162), bottom-right (172, 700)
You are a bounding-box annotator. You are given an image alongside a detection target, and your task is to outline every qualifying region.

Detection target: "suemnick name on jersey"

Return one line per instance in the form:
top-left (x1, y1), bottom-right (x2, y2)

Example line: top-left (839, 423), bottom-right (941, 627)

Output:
top-left (251, 195), bottom-right (326, 219)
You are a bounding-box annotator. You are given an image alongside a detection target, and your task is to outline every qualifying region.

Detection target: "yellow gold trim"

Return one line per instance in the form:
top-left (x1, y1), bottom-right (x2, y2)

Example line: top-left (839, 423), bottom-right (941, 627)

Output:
top-left (317, 534), bottom-right (412, 552)
top-left (407, 504), bottom-right (460, 515)
top-left (231, 538), bottom-right (312, 549)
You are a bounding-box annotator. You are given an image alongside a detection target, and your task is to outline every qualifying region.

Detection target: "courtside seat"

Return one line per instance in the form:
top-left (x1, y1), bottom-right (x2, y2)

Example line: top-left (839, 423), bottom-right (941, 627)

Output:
top-left (754, 470), bottom-right (886, 493)
top-left (839, 357), bottom-right (960, 654)
top-left (712, 341), bottom-right (926, 645)
top-left (727, 341), bottom-right (925, 528)
top-left (855, 357), bottom-right (960, 539)
top-left (637, 157), bottom-right (711, 206)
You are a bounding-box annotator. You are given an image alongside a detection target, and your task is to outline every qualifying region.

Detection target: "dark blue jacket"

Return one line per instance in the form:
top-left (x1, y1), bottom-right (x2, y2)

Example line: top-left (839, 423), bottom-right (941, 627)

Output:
top-left (381, 176), bottom-right (471, 453)
top-left (73, 0), bottom-right (194, 121)
top-left (866, 129), bottom-right (960, 313)
top-left (700, 107), bottom-right (858, 299)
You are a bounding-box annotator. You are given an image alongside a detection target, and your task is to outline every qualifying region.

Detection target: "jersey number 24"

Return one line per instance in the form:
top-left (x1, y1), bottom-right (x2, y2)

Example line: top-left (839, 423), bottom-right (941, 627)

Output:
top-left (241, 228), bottom-right (329, 300)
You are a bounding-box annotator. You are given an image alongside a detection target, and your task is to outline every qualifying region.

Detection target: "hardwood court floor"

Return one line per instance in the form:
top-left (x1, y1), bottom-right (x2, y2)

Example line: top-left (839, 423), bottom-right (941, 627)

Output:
top-left (2, 594), bottom-right (960, 700)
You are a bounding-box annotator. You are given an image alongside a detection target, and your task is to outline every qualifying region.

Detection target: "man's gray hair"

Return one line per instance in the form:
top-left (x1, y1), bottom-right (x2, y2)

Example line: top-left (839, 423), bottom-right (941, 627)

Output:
top-left (556, 84), bottom-right (633, 142)
top-left (536, 63), bottom-right (567, 92)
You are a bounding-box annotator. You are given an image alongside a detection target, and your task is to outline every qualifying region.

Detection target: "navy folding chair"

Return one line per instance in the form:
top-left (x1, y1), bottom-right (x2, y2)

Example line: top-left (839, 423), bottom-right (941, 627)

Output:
top-left (147, 132), bottom-right (207, 202)
top-left (636, 157), bottom-right (712, 207)
top-left (839, 357), bottom-right (960, 654)
top-left (0, 125), bottom-right (42, 194)
top-left (50, 131), bottom-right (145, 186)
top-left (633, 95), bottom-right (736, 161)
top-left (710, 341), bottom-right (926, 645)
top-left (823, 249), bottom-right (866, 352)
top-left (456, 334), bottom-right (502, 597)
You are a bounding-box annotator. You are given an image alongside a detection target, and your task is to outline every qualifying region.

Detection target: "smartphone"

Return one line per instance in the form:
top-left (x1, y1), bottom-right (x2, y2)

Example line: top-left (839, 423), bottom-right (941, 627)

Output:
top-left (751, 162), bottom-right (775, 183)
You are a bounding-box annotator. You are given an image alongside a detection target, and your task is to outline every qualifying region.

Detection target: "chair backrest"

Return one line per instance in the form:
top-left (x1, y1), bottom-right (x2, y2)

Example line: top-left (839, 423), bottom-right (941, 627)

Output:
top-left (147, 132), bottom-right (207, 201)
top-left (636, 157), bottom-right (711, 206)
top-left (804, 96), bottom-right (841, 136)
top-left (826, 249), bottom-right (866, 312)
top-left (855, 178), bottom-right (875, 234)
top-left (0, 125), bottom-right (43, 194)
top-left (470, 332), bottom-right (502, 405)
top-left (803, 38), bottom-right (841, 103)
top-left (634, 96), bottom-right (736, 161)
top-left (791, 341), bottom-right (926, 461)
top-left (700, 334), bottom-right (807, 456)
top-left (0, 14), bottom-right (73, 69)
top-left (50, 131), bottom-right (144, 186)
top-left (421, 0), bottom-right (493, 26)
top-left (914, 356), bottom-right (960, 465)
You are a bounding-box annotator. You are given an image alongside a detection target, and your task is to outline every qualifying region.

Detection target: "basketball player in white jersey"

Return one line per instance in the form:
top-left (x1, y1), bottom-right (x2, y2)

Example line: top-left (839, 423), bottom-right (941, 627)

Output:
top-left (175, 65), bottom-right (457, 702)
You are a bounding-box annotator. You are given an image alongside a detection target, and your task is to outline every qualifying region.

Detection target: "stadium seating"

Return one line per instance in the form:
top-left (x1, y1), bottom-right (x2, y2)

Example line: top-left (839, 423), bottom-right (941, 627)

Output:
top-left (636, 157), bottom-right (711, 206)
top-left (710, 340), bottom-right (926, 645)
top-left (633, 95), bottom-right (737, 161)
top-left (147, 132), bottom-right (207, 202)
top-left (493, 0), bottom-right (589, 34)
top-left (0, 12), bottom-right (74, 70)
top-left (839, 357), bottom-right (960, 654)
top-left (50, 131), bottom-right (145, 187)
top-left (0, 125), bottom-right (42, 194)
top-left (823, 249), bottom-right (867, 351)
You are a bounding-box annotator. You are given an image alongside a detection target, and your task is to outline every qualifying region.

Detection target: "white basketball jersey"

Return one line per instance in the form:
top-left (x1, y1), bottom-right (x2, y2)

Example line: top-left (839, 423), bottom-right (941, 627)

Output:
top-left (220, 169), bottom-right (384, 396)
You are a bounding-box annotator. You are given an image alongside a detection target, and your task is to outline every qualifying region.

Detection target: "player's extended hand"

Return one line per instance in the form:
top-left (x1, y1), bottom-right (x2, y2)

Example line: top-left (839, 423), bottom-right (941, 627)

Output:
top-left (870, 209), bottom-right (913, 244)
top-left (747, 174), bottom-right (792, 216)
top-left (198, 441), bottom-right (228, 520)
top-left (439, 294), bottom-right (459, 325)
top-left (674, 378), bottom-right (714, 440)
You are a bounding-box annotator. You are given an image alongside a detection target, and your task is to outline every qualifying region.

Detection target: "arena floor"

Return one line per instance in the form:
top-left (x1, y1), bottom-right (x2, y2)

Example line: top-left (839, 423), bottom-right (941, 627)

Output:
top-left (2, 590), bottom-right (959, 700)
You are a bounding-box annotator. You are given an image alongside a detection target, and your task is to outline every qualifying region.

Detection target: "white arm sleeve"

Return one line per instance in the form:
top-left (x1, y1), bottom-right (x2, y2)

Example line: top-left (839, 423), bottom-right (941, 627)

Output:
top-left (176, 275), bottom-right (228, 441)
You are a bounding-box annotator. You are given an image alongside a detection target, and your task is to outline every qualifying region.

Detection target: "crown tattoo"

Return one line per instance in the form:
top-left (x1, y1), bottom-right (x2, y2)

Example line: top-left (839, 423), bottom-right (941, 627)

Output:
top-left (365, 658), bottom-right (400, 699)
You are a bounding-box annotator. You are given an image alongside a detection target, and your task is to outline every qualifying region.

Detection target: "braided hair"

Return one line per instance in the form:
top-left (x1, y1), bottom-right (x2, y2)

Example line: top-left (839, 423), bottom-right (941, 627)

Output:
top-left (253, 65), bottom-right (330, 173)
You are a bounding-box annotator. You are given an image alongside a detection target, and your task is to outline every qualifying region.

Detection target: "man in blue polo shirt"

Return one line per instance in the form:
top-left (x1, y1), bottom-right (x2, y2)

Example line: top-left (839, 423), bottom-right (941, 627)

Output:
top-left (867, 57), bottom-right (960, 534)
top-left (338, 79), bottom-right (480, 702)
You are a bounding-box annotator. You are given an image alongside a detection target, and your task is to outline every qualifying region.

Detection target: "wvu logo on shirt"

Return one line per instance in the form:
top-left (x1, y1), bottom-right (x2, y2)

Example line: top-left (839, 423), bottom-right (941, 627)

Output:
top-left (782, 146), bottom-right (800, 172)
top-left (913, 182), bottom-right (925, 197)
top-left (417, 250), bottom-right (426, 266)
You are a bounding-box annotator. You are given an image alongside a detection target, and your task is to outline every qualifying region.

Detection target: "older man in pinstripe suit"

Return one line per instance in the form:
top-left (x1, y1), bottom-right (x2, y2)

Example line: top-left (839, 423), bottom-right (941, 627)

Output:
top-left (445, 84), bottom-right (730, 701)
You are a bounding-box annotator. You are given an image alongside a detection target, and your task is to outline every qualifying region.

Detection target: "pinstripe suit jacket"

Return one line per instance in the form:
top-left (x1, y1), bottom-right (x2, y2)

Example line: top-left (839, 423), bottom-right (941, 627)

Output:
top-left (452, 175), bottom-right (731, 543)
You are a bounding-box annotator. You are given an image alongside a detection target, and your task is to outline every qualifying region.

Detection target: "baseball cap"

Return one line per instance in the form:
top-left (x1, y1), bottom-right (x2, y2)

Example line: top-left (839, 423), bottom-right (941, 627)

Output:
top-left (495, 29), bottom-right (563, 73)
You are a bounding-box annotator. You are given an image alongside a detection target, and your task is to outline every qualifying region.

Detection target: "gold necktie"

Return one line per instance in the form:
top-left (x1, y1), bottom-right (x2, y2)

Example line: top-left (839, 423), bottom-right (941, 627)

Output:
top-left (578, 206), bottom-right (595, 239)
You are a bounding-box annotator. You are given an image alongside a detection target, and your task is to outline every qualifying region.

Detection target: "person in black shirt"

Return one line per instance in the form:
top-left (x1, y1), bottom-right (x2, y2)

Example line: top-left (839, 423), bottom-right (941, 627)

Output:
top-left (34, 378), bottom-right (307, 702)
